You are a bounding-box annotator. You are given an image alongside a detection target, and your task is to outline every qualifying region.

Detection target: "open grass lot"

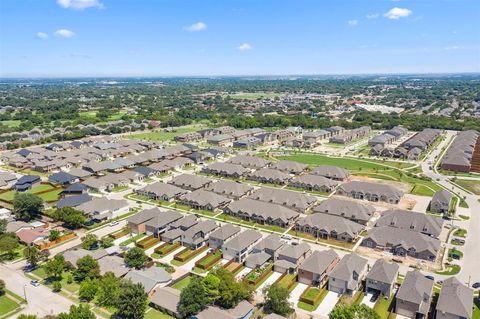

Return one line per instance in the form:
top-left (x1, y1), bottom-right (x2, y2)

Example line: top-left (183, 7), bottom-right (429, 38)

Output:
top-left (0, 294), bottom-right (20, 317)
top-left (145, 308), bottom-right (175, 319)
top-left (373, 294), bottom-right (396, 319)
top-left (0, 120), bottom-right (21, 128)
top-left (0, 184), bottom-right (63, 202)
top-left (127, 126), bottom-right (204, 141)
top-left (276, 153), bottom-right (440, 195)
top-left (455, 179), bottom-right (480, 195)
top-left (32, 266), bottom-right (80, 293)
top-left (79, 110), bottom-right (128, 121)
top-left (171, 276), bottom-right (192, 291)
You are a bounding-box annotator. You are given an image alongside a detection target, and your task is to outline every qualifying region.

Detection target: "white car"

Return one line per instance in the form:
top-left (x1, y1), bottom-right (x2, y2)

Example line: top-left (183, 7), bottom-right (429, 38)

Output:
top-left (30, 280), bottom-right (40, 287)
top-left (109, 221), bottom-right (119, 227)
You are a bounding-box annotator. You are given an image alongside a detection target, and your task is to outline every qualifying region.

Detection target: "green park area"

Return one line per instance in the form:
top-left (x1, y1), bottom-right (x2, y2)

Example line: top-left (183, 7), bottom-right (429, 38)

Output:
top-left (455, 179), bottom-right (480, 195)
top-left (127, 126), bottom-right (204, 141)
top-left (0, 184), bottom-right (63, 202)
top-left (275, 153), bottom-right (441, 196)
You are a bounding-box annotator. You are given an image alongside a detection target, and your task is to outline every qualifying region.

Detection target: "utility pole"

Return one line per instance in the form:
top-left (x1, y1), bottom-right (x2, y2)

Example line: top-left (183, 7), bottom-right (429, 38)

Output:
top-left (23, 284), bottom-right (28, 304)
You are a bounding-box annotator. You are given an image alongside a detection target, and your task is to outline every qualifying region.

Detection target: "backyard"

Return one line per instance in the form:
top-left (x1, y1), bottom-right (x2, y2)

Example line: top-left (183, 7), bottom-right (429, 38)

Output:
top-left (297, 287), bottom-right (328, 311)
top-left (171, 276), bottom-right (193, 291)
top-left (373, 294), bottom-right (396, 319)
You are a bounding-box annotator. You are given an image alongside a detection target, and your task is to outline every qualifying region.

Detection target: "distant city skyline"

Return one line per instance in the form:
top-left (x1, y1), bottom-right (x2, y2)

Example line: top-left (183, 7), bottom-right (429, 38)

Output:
top-left (1, 0), bottom-right (479, 77)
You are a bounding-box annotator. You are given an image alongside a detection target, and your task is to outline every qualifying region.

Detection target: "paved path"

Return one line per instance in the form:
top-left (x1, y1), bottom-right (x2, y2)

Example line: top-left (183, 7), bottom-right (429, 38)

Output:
top-left (313, 291), bottom-right (339, 317)
top-left (289, 283), bottom-right (308, 304)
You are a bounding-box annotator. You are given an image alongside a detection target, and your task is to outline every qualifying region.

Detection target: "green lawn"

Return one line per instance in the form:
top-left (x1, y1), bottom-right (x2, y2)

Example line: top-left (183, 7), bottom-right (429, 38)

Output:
top-left (0, 184), bottom-right (63, 202)
top-left (453, 228), bottom-right (467, 238)
top-left (0, 295), bottom-right (20, 317)
top-left (228, 92), bottom-right (285, 100)
top-left (127, 126), bottom-right (204, 141)
top-left (373, 294), bottom-right (396, 319)
top-left (473, 298), bottom-right (480, 319)
top-left (37, 188), bottom-right (64, 201)
top-left (277, 273), bottom-right (296, 290)
top-left (145, 308), bottom-right (175, 319)
top-left (297, 287), bottom-right (328, 311)
top-left (111, 185), bottom-right (129, 192)
top-left (411, 185), bottom-right (435, 196)
top-left (455, 179), bottom-right (480, 195)
top-left (436, 264), bottom-right (461, 275)
top-left (171, 276), bottom-right (192, 291)
top-left (0, 120), bottom-right (21, 128)
top-left (31, 267), bottom-right (80, 293)
top-left (197, 250), bottom-right (221, 268)
top-left (119, 233), bottom-right (146, 246)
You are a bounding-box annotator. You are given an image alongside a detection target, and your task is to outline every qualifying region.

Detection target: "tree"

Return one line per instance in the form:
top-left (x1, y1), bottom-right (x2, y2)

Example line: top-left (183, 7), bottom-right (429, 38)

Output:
top-left (212, 268), bottom-right (252, 308)
top-left (52, 207), bottom-right (86, 229)
top-left (124, 247), bottom-right (148, 269)
top-left (263, 284), bottom-right (294, 317)
top-left (0, 279), bottom-right (5, 295)
top-left (49, 230), bottom-right (61, 241)
top-left (58, 304), bottom-right (95, 319)
top-left (100, 236), bottom-right (114, 248)
top-left (52, 281), bottom-right (62, 292)
top-left (0, 219), bottom-right (6, 234)
top-left (96, 272), bottom-right (121, 307)
top-left (201, 273), bottom-right (220, 303)
top-left (17, 315), bottom-right (37, 319)
top-left (74, 255), bottom-right (99, 282)
top-left (178, 277), bottom-right (209, 317)
top-left (44, 254), bottom-right (65, 280)
top-left (115, 280), bottom-right (148, 319)
top-left (79, 277), bottom-right (99, 301)
top-left (12, 193), bottom-right (43, 221)
top-left (0, 233), bottom-right (19, 259)
top-left (23, 246), bottom-right (40, 267)
top-left (81, 234), bottom-right (98, 250)
top-left (329, 304), bottom-right (380, 319)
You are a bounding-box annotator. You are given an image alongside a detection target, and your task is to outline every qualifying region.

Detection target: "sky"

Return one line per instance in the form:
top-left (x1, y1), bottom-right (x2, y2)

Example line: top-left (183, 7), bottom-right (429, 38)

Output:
top-left (0, 0), bottom-right (479, 77)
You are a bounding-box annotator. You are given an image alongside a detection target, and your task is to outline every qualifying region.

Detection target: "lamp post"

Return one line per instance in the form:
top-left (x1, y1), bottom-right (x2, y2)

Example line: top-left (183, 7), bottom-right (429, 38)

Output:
top-left (23, 284), bottom-right (28, 304)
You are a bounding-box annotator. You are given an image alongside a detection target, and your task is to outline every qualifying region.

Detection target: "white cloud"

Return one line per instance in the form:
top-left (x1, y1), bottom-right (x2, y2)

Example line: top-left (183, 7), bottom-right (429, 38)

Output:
top-left (57, 0), bottom-right (104, 10)
top-left (54, 29), bottom-right (75, 38)
top-left (443, 45), bottom-right (462, 51)
top-left (348, 20), bottom-right (358, 26)
top-left (36, 32), bottom-right (48, 39)
top-left (185, 22), bottom-right (207, 32)
top-left (366, 13), bottom-right (379, 19)
top-left (383, 7), bottom-right (413, 19)
top-left (236, 43), bottom-right (252, 51)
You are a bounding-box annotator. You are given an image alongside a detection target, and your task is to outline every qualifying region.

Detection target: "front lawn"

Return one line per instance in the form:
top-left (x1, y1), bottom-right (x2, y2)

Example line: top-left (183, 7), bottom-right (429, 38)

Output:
top-left (0, 295), bottom-right (20, 317)
top-left (171, 276), bottom-right (192, 291)
top-left (436, 264), bottom-right (461, 275)
top-left (145, 308), bottom-right (175, 319)
top-left (32, 266), bottom-right (80, 293)
top-left (119, 233), bottom-right (146, 246)
top-left (453, 228), bottom-right (467, 238)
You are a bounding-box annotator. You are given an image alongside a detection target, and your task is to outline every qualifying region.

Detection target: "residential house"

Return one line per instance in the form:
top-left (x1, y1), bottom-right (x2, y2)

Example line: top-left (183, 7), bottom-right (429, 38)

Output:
top-left (227, 155), bottom-right (270, 169)
top-left (150, 287), bottom-right (181, 318)
top-left (221, 229), bottom-right (262, 262)
top-left (202, 162), bottom-right (250, 179)
top-left (168, 174), bottom-right (213, 191)
top-left (124, 267), bottom-right (172, 294)
top-left (56, 193), bottom-right (92, 209)
top-left (207, 134), bottom-right (235, 147)
top-left (328, 253), bottom-right (368, 295)
top-left (251, 234), bottom-right (284, 261)
top-left (365, 259), bottom-right (399, 297)
top-left (336, 180), bottom-right (404, 204)
top-left (76, 197), bottom-right (129, 221)
top-left (145, 210), bottom-right (183, 237)
top-left (298, 249), bottom-right (340, 286)
top-left (161, 215), bottom-right (198, 244)
top-left (289, 174), bottom-right (338, 193)
top-left (247, 168), bottom-right (292, 185)
top-left (12, 175), bottom-right (41, 191)
top-left (395, 271), bottom-right (434, 319)
top-left (274, 243), bottom-right (311, 273)
top-left (269, 160), bottom-right (308, 174)
top-left (208, 224), bottom-right (241, 250)
top-left (375, 209), bottom-right (444, 238)
top-left (435, 277), bottom-right (473, 319)
top-left (135, 182), bottom-right (187, 202)
top-left (430, 190), bottom-right (453, 215)
top-left (48, 172), bottom-right (79, 186)
top-left (205, 180), bottom-right (254, 199)
top-left (310, 165), bottom-right (350, 181)
top-left (247, 187), bottom-right (317, 213)
top-left (313, 198), bottom-right (375, 225)
top-left (295, 213), bottom-right (364, 243)
top-left (181, 220), bottom-right (218, 249)
top-left (178, 190), bottom-right (231, 211)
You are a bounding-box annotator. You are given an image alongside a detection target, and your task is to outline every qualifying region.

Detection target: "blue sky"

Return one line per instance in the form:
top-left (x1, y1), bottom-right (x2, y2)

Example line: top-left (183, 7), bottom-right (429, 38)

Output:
top-left (0, 0), bottom-right (479, 77)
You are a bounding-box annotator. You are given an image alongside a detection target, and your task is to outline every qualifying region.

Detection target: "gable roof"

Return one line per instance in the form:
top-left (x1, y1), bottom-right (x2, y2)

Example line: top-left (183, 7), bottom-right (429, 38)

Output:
top-left (56, 193), bottom-right (92, 209)
top-left (329, 253), bottom-right (368, 288)
top-left (124, 267), bottom-right (171, 293)
top-left (313, 198), bottom-right (375, 222)
top-left (397, 271), bottom-right (434, 314)
top-left (222, 229), bottom-right (262, 251)
top-left (209, 224), bottom-right (241, 241)
top-left (436, 277), bottom-right (473, 318)
top-left (299, 249), bottom-right (339, 275)
top-left (375, 209), bottom-right (444, 238)
top-left (366, 259), bottom-right (399, 285)
top-left (247, 187), bottom-right (317, 212)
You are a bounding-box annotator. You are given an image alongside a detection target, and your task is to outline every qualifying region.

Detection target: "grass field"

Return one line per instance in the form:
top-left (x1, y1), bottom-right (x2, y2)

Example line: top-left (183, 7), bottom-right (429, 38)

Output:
top-left (0, 294), bottom-right (20, 317)
top-left (0, 184), bottom-right (63, 202)
top-left (145, 308), bottom-right (175, 319)
top-left (171, 276), bottom-right (192, 291)
top-left (455, 179), bottom-right (480, 195)
top-left (79, 110), bottom-right (128, 121)
top-left (127, 126), bottom-right (204, 141)
top-left (0, 120), bottom-right (21, 128)
top-left (373, 294), bottom-right (396, 319)
top-left (32, 267), bottom-right (80, 293)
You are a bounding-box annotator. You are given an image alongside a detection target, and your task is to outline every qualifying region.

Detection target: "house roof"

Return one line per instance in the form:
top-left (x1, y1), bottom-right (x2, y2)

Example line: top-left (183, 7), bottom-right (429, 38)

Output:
top-left (329, 253), bottom-right (368, 289)
top-left (227, 155), bottom-right (270, 169)
top-left (168, 174), bottom-right (212, 190)
top-left (253, 234), bottom-right (284, 252)
top-left (375, 209), bottom-right (444, 238)
top-left (56, 193), bottom-right (92, 209)
top-left (396, 271), bottom-right (434, 315)
top-left (278, 243), bottom-right (311, 260)
top-left (138, 182), bottom-right (187, 198)
top-left (226, 198), bottom-right (300, 224)
top-left (127, 208), bottom-right (161, 225)
top-left (270, 160), bottom-right (308, 173)
top-left (144, 210), bottom-right (183, 229)
top-left (310, 165), bottom-right (350, 180)
top-left (313, 198), bottom-right (375, 222)
top-left (124, 267), bottom-right (172, 293)
top-left (202, 162), bottom-right (250, 176)
top-left (63, 183), bottom-right (88, 193)
top-left (298, 249), bottom-right (339, 275)
top-left (97, 255), bottom-right (130, 277)
top-left (209, 224), bottom-right (241, 241)
top-left (180, 190), bottom-right (231, 208)
top-left (205, 180), bottom-right (254, 198)
top-left (436, 277), bottom-right (473, 318)
top-left (247, 187), bottom-right (317, 212)
top-left (431, 190), bottom-right (453, 206)
top-left (338, 180), bottom-right (404, 199)
top-left (366, 259), bottom-right (399, 285)
top-left (150, 287), bottom-right (180, 315)
top-left (297, 213), bottom-right (364, 238)
top-left (245, 251), bottom-right (271, 267)
top-left (222, 229), bottom-right (262, 251)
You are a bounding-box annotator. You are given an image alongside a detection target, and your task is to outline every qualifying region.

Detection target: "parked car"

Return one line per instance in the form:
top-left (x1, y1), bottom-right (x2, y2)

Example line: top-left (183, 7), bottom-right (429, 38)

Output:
top-left (30, 280), bottom-right (40, 287)
top-left (472, 282), bottom-right (480, 289)
top-left (109, 221), bottom-right (119, 227)
top-left (425, 275), bottom-right (434, 281)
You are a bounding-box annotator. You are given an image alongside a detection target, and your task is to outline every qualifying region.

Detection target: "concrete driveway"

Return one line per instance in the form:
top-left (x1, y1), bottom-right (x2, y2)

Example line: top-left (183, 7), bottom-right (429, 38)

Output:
top-left (314, 291), bottom-right (340, 316)
top-left (289, 283), bottom-right (308, 304)
top-left (257, 271), bottom-right (282, 293)
top-left (235, 267), bottom-right (252, 280)
top-left (361, 292), bottom-right (377, 308)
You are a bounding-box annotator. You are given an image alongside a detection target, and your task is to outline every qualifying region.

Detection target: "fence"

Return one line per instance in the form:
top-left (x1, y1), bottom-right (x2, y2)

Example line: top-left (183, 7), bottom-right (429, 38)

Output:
top-left (173, 245), bottom-right (208, 263)
top-left (35, 232), bottom-right (76, 250)
top-left (194, 249), bottom-right (222, 270)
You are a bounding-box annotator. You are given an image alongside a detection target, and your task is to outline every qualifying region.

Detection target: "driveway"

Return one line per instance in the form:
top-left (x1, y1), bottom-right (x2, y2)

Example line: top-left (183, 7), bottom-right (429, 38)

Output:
top-left (313, 291), bottom-right (340, 316)
top-left (361, 292), bottom-right (377, 308)
top-left (235, 267), bottom-right (252, 280)
top-left (182, 249), bottom-right (210, 271)
top-left (257, 271), bottom-right (282, 293)
top-left (289, 283), bottom-right (308, 304)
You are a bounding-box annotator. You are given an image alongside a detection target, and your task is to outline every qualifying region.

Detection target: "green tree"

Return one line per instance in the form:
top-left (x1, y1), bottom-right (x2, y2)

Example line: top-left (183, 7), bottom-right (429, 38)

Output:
top-left (178, 277), bottom-right (209, 317)
top-left (52, 207), bottom-right (86, 229)
top-left (329, 304), bottom-right (380, 319)
top-left (49, 230), bottom-right (61, 241)
top-left (0, 233), bottom-right (19, 259)
top-left (115, 280), bottom-right (148, 319)
top-left (81, 234), bottom-right (98, 250)
top-left (0, 219), bottom-right (6, 234)
top-left (100, 236), bottom-right (114, 248)
top-left (52, 281), bottom-right (62, 292)
top-left (201, 273), bottom-right (220, 303)
top-left (74, 255), bottom-right (99, 282)
top-left (12, 193), bottom-right (43, 221)
top-left (23, 246), bottom-right (40, 267)
top-left (124, 247), bottom-right (148, 269)
top-left (96, 272), bottom-right (121, 307)
top-left (58, 304), bottom-right (95, 319)
top-left (212, 268), bottom-right (252, 309)
top-left (17, 315), bottom-right (37, 319)
top-left (263, 284), bottom-right (294, 317)
top-left (79, 277), bottom-right (99, 301)
top-left (44, 254), bottom-right (65, 280)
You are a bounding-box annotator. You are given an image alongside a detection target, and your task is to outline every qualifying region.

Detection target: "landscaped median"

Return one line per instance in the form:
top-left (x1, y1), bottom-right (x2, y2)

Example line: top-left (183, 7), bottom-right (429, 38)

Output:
top-left (152, 242), bottom-right (181, 258)
top-left (136, 235), bottom-right (161, 249)
top-left (171, 245), bottom-right (208, 266)
top-left (194, 249), bottom-right (222, 272)
top-left (297, 286), bottom-right (328, 311)
top-left (244, 264), bottom-right (273, 288)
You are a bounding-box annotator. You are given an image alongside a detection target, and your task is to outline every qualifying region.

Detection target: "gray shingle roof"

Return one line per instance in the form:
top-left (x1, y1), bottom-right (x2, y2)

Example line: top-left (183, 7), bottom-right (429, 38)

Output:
top-left (247, 187), bottom-right (317, 212)
top-left (436, 277), bottom-right (473, 318)
top-left (366, 259), bottom-right (399, 285)
top-left (205, 180), bottom-right (254, 198)
top-left (298, 249), bottom-right (339, 275)
top-left (396, 271), bottom-right (434, 315)
top-left (222, 229), bottom-right (262, 251)
top-left (168, 173), bottom-right (212, 190)
top-left (209, 224), bottom-right (241, 241)
top-left (313, 198), bottom-right (375, 222)
top-left (375, 209), bottom-right (444, 238)
top-left (310, 165), bottom-right (350, 180)
top-left (124, 267), bottom-right (172, 293)
top-left (226, 198), bottom-right (300, 224)
top-left (297, 213), bottom-right (364, 238)
top-left (329, 253), bottom-right (368, 289)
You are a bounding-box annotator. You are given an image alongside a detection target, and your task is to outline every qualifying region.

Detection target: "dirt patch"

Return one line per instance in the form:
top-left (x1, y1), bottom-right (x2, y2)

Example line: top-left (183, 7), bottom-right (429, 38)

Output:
top-left (350, 175), bottom-right (412, 193)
